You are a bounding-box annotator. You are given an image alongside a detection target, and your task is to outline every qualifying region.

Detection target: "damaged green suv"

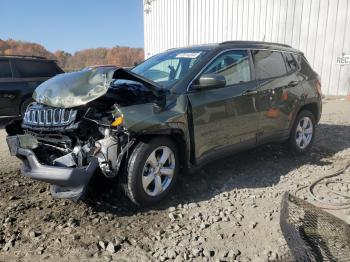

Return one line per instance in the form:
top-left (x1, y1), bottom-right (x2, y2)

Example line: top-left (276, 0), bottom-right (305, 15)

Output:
top-left (6, 41), bottom-right (322, 206)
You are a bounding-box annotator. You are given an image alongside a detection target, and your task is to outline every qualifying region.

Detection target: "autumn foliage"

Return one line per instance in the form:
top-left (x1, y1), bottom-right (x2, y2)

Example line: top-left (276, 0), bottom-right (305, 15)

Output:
top-left (0, 38), bottom-right (144, 71)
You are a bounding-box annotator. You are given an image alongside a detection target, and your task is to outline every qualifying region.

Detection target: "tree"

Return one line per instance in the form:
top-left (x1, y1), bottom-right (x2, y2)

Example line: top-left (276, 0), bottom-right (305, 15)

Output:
top-left (0, 38), bottom-right (144, 71)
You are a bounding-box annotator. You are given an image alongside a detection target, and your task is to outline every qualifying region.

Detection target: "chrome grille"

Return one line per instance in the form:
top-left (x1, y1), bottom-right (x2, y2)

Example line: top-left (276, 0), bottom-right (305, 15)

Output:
top-left (23, 103), bottom-right (77, 128)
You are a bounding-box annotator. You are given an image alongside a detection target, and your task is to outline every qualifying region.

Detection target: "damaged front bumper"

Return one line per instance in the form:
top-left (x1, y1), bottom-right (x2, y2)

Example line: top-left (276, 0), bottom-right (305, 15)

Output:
top-left (6, 135), bottom-right (99, 201)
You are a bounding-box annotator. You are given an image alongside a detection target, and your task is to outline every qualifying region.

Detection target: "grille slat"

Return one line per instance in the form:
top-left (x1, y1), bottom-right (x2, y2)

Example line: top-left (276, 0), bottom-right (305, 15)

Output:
top-left (23, 103), bottom-right (77, 128)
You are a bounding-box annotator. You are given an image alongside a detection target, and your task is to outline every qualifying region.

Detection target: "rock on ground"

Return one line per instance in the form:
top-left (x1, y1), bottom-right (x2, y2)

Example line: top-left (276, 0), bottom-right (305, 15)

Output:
top-left (0, 99), bottom-right (350, 261)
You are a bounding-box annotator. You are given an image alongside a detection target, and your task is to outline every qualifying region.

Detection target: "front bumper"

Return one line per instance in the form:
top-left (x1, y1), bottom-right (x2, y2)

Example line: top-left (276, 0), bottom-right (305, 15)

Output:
top-left (6, 135), bottom-right (98, 201)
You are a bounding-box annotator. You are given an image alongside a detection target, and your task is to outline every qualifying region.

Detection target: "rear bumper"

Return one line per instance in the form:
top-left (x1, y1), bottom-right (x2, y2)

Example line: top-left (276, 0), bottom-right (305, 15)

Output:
top-left (6, 135), bottom-right (98, 200)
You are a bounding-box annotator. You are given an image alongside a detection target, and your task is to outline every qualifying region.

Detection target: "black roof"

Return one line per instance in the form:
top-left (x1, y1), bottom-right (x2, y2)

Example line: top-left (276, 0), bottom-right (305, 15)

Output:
top-left (220, 40), bottom-right (291, 48)
top-left (168, 41), bottom-right (302, 54)
top-left (0, 55), bottom-right (56, 61)
top-left (219, 40), bottom-right (301, 53)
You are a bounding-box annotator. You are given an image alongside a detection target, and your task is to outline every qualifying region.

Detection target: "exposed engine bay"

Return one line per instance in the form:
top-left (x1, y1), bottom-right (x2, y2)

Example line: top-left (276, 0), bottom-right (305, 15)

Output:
top-left (6, 67), bottom-right (167, 200)
top-left (12, 78), bottom-right (161, 174)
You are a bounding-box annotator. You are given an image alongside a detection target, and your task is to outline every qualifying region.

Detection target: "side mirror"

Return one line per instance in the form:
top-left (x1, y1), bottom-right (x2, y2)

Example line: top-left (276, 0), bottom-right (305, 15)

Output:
top-left (193, 74), bottom-right (226, 89)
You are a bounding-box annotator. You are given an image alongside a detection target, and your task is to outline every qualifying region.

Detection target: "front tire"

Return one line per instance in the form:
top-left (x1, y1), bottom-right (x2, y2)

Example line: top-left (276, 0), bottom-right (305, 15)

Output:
top-left (123, 137), bottom-right (179, 207)
top-left (288, 110), bottom-right (316, 154)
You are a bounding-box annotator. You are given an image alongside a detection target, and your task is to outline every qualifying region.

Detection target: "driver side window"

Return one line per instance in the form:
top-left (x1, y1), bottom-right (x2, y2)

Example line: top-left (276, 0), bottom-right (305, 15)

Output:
top-left (148, 59), bottom-right (180, 82)
top-left (203, 50), bottom-right (251, 87)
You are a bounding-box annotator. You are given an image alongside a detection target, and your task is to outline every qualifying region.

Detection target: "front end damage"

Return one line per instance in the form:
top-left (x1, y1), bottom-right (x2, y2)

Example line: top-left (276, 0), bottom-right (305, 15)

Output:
top-left (5, 67), bottom-right (165, 201)
top-left (6, 108), bottom-right (135, 201)
top-left (7, 134), bottom-right (99, 200)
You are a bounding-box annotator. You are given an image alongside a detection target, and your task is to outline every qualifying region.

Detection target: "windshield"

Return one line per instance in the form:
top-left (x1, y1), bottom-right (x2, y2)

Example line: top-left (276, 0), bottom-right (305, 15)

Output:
top-left (132, 49), bottom-right (207, 88)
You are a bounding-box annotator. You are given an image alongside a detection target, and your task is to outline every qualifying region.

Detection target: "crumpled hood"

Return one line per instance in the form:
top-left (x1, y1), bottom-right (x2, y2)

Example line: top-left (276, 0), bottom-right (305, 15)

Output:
top-left (33, 67), bottom-right (163, 108)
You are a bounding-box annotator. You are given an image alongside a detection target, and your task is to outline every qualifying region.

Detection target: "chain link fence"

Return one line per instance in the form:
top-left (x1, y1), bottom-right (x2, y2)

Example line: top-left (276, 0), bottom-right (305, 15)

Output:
top-left (279, 192), bottom-right (350, 261)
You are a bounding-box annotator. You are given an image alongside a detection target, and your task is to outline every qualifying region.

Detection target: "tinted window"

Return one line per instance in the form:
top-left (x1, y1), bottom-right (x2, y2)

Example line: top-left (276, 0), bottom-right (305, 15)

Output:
top-left (0, 60), bottom-right (12, 78)
top-left (284, 52), bottom-right (298, 72)
top-left (299, 55), bottom-right (315, 77)
top-left (203, 50), bottom-right (251, 86)
top-left (253, 50), bottom-right (287, 79)
top-left (14, 60), bottom-right (59, 78)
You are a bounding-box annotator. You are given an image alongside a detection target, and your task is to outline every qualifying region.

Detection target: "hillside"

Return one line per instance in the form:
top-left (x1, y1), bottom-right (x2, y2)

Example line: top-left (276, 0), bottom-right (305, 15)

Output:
top-left (0, 38), bottom-right (144, 71)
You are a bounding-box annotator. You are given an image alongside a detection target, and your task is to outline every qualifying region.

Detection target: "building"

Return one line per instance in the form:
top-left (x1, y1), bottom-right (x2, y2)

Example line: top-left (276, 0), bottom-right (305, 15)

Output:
top-left (143, 0), bottom-right (350, 96)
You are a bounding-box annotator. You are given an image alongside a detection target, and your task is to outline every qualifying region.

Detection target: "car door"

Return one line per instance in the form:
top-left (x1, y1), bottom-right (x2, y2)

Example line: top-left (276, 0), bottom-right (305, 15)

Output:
top-left (252, 50), bottom-right (305, 143)
top-left (12, 59), bottom-right (56, 110)
top-left (187, 49), bottom-right (259, 161)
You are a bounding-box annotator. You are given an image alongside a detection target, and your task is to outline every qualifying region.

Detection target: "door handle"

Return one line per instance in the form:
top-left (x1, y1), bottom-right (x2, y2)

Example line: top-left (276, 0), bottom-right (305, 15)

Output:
top-left (243, 90), bottom-right (258, 96)
top-left (287, 81), bottom-right (299, 87)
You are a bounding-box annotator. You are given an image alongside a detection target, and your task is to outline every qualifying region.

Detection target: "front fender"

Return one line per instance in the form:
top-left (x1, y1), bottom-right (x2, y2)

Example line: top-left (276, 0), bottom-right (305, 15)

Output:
top-left (118, 94), bottom-right (192, 166)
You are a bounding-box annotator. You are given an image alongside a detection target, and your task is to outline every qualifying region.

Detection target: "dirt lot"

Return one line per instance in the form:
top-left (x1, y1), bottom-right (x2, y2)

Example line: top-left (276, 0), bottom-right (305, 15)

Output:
top-left (0, 99), bottom-right (350, 262)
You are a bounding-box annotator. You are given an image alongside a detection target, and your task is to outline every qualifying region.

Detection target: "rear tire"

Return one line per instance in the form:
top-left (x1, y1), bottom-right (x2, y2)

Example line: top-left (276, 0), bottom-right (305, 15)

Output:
top-left (123, 137), bottom-right (179, 207)
top-left (288, 110), bottom-right (316, 155)
top-left (20, 98), bottom-right (34, 116)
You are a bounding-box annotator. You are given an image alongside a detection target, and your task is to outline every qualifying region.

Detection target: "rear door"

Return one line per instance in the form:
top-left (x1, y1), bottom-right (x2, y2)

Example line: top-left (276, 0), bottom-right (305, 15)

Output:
top-left (0, 59), bottom-right (17, 115)
top-left (11, 59), bottom-right (61, 106)
top-left (253, 50), bottom-right (305, 143)
top-left (187, 50), bottom-right (259, 161)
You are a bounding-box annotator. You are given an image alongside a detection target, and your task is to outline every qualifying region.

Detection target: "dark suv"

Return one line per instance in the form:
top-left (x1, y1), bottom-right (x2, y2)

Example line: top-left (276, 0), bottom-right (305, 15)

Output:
top-left (0, 55), bottom-right (63, 116)
top-left (6, 41), bottom-right (322, 206)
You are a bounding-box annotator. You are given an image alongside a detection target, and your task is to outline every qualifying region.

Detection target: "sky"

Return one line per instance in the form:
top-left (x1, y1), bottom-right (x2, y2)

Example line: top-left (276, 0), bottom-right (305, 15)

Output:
top-left (0, 0), bottom-right (144, 54)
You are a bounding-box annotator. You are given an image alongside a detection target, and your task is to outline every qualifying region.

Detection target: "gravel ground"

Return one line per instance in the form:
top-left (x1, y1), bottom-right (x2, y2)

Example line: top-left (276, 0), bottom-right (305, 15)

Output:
top-left (0, 99), bottom-right (350, 262)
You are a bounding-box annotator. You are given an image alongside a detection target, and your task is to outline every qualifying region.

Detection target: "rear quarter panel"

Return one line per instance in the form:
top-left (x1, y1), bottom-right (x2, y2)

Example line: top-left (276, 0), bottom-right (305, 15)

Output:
top-left (0, 77), bottom-right (49, 115)
top-left (299, 56), bottom-right (322, 122)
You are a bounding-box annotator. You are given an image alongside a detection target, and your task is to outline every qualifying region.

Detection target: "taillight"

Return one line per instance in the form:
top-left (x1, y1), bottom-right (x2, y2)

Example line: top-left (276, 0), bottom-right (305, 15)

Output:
top-left (315, 76), bottom-right (322, 96)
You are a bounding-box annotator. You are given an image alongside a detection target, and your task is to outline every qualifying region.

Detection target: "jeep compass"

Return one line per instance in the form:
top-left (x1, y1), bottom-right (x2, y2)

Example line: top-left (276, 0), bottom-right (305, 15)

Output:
top-left (6, 41), bottom-right (322, 206)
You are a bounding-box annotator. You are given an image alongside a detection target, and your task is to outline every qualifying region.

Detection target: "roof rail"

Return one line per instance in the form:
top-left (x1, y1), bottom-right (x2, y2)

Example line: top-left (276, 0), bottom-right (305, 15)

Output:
top-left (220, 40), bottom-right (292, 48)
top-left (0, 54), bottom-right (49, 60)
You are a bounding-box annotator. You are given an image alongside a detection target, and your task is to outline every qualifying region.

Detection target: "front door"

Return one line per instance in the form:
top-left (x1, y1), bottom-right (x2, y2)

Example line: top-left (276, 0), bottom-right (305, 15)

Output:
top-left (187, 50), bottom-right (259, 160)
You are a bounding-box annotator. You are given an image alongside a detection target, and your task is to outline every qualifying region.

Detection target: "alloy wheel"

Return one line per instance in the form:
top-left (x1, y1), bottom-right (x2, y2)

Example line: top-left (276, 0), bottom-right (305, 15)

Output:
top-left (295, 116), bottom-right (313, 149)
top-left (142, 146), bottom-right (176, 197)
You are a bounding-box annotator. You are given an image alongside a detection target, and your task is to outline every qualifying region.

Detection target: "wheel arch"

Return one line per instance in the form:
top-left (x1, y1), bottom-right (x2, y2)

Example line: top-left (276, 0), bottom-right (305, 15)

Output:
top-left (19, 96), bottom-right (34, 115)
top-left (135, 128), bottom-right (191, 170)
top-left (286, 102), bottom-right (320, 140)
top-left (298, 103), bottom-right (320, 123)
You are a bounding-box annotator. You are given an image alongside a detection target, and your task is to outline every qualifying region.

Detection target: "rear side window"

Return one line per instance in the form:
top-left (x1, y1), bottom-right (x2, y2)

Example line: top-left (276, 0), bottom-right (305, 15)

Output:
top-left (14, 60), bottom-right (59, 78)
top-left (0, 60), bottom-right (12, 78)
top-left (283, 52), bottom-right (298, 73)
top-left (299, 55), bottom-right (316, 77)
top-left (203, 50), bottom-right (251, 86)
top-left (252, 50), bottom-right (287, 79)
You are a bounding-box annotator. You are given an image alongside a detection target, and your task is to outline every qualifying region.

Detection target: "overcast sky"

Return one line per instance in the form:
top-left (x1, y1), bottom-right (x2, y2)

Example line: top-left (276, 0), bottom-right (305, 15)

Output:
top-left (0, 0), bottom-right (144, 53)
